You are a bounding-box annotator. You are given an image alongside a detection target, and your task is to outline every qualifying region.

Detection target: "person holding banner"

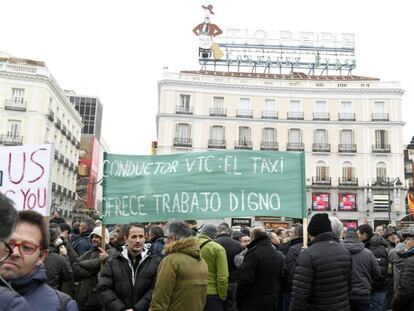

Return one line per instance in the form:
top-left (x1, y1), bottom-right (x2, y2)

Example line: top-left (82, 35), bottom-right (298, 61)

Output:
top-left (149, 220), bottom-right (208, 311)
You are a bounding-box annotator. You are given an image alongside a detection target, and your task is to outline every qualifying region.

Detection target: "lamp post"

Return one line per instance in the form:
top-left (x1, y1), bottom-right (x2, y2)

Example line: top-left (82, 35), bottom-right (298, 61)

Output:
top-left (374, 177), bottom-right (403, 224)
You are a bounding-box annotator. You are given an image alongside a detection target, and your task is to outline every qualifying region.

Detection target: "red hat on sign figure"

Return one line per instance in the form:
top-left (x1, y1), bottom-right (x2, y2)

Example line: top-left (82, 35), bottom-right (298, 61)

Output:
top-left (202, 4), bottom-right (214, 15)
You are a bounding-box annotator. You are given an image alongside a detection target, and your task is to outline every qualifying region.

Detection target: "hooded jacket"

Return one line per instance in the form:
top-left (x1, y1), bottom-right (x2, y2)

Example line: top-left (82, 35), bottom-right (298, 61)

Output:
top-left (342, 237), bottom-right (381, 300)
top-left (149, 237), bottom-right (208, 311)
top-left (196, 234), bottom-right (229, 300)
top-left (289, 232), bottom-right (352, 311)
top-left (9, 264), bottom-right (78, 311)
top-left (393, 245), bottom-right (414, 292)
top-left (362, 233), bottom-right (389, 290)
top-left (392, 249), bottom-right (414, 311)
top-left (237, 233), bottom-right (285, 311)
top-left (97, 245), bottom-right (161, 311)
top-left (72, 230), bottom-right (92, 256)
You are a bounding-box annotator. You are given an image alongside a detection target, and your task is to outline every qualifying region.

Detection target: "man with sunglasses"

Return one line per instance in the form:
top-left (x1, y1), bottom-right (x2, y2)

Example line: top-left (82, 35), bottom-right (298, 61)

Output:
top-left (0, 192), bottom-right (31, 310)
top-left (0, 209), bottom-right (78, 310)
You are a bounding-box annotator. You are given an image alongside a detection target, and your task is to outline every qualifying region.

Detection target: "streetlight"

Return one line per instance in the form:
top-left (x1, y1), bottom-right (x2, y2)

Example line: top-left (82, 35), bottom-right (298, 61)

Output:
top-left (373, 177), bottom-right (403, 224)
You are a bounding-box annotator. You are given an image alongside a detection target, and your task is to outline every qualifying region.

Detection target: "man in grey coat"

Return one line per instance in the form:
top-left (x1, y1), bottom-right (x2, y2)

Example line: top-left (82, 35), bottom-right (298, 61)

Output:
top-left (342, 230), bottom-right (382, 311)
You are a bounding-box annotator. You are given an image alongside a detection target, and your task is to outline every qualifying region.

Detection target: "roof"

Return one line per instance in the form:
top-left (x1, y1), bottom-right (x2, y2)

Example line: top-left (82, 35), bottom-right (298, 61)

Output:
top-left (0, 52), bottom-right (45, 67)
top-left (180, 70), bottom-right (380, 81)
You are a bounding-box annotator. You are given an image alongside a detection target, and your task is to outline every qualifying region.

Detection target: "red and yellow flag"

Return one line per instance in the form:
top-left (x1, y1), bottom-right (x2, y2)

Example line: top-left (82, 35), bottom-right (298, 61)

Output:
top-left (408, 192), bottom-right (414, 217)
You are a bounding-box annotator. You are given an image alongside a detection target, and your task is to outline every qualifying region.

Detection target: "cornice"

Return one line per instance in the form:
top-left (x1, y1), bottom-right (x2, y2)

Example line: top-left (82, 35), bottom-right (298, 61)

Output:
top-left (158, 79), bottom-right (405, 96)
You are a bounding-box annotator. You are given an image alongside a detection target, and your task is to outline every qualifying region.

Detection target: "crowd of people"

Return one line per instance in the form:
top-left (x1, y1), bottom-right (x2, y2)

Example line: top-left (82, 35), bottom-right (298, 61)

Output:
top-left (1, 191), bottom-right (414, 311)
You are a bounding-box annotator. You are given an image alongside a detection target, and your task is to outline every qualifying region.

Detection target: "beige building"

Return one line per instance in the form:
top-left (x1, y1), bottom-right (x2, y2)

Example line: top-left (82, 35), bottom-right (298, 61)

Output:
top-left (157, 70), bottom-right (406, 226)
top-left (0, 52), bottom-right (82, 217)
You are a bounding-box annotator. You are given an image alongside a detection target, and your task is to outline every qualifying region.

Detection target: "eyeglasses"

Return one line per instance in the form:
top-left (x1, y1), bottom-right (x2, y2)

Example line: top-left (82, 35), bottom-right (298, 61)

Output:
top-left (6, 240), bottom-right (42, 255)
top-left (0, 241), bottom-right (13, 263)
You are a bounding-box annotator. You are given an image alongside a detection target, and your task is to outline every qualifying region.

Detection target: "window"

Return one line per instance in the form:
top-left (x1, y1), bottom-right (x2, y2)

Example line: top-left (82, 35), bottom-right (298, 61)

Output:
top-left (316, 161), bottom-right (329, 181)
top-left (210, 125), bottom-right (225, 141)
top-left (288, 128), bottom-right (302, 144)
top-left (375, 130), bottom-right (388, 147)
top-left (237, 98), bottom-right (252, 117)
top-left (178, 95), bottom-right (191, 113)
top-left (290, 100), bottom-right (301, 112)
top-left (213, 97), bottom-right (224, 109)
top-left (263, 128), bottom-right (276, 143)
top-left (264, 99), bottom-right (276, 111)
top-left (340, 130), bottom-right (353, 145)
top-left (176, 123), bottom-right (190, 139)
top-left (239, 126), bottom-right (251, 144)
top-left (374, 101), bottom-right (385, 113)
top-left (11, 88), bottom-right (25, 103)
top-left (7, 120), bottom-right (22, 137)
top-left (314, 129), bottom-right (327, 144)
top-left (342, 161), bottom-right (355, 181)
top-left (376, 162), bottom-right (387, 180)
top-left (239, 98), bottom-right (251, 110)
top-left (341, 101), bottom-right (352, 113)
top-left (315, 101), bottom-right (327, 113)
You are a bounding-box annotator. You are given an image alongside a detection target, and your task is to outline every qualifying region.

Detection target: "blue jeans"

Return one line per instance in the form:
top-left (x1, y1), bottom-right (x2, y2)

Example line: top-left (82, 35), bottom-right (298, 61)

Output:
top-left (282, 293), bottom-right (291, 311)
top-left (204, 295), bottom-right (224, 311)
top-left (368, 290), bottom-right (387, 311)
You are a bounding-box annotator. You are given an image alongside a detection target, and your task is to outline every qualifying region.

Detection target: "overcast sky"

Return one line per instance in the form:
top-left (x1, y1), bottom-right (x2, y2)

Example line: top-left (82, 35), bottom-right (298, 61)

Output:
top-left (1, 0), bottom-right (412, 154)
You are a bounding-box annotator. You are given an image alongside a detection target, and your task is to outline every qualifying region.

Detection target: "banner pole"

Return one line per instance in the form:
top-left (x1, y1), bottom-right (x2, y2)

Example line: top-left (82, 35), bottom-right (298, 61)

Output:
top-left (101, 223), bottom-right (106, 270)
top-left (303, 217), bottom-right (308, 249)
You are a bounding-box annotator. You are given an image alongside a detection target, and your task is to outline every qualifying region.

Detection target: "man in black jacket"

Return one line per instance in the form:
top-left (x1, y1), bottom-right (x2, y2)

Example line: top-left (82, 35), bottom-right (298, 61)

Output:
top-left (289, 213), bottom-right (352, 311)
top-left (97, 222), bottom-right (161, 311)
top-left (237, 225), bottom-right (284, 311)
top-left (216, 223), bottom-right (244, 311)
top-left (392, 229), bottom-right (414, 311)
top-left (282, 224), bottom-right (303, 311)
top-left (357, 224), bottom-right (389, 311)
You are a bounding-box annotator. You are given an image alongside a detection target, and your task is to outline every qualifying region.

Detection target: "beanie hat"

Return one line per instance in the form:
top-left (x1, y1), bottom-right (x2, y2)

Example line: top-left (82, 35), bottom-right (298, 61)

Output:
top-left (200, 224), bottom-right (218, 239)
top-left (308, 213), bottom-right (332, 237)
top-left (89, 226), bottom-right (110, 244)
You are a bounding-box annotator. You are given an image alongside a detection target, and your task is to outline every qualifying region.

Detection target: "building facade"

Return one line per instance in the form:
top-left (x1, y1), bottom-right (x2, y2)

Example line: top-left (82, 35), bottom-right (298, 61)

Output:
top-left (157, 70), bottom-right (406, 226)
top-left (0, 53), bottom-right (83, 217)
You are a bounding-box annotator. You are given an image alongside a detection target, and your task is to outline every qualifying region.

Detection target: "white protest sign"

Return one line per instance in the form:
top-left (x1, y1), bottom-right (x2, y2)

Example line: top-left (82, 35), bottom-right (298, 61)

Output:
top-left (0, 144), bottom-right (53, 216)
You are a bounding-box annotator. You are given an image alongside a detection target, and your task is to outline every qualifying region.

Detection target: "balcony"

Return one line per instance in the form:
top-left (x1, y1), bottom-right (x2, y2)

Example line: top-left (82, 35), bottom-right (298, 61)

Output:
top-left (312, 177), bottom-right (332, 186)
top-left (313, 112), bottom-right (330, 121)
top-left (372, 144), bottom-right (391, 153)
top-left (0, 134), bottom-right (23, 146)
top-left (286, 142), bottom-right (304, 151)
top-left (235, 140), bottom-right (253, 150)
top-left (58, 154), bottom-right (64, 164)
top-left (338, 112), bottom-right (355, 121)
top-left (52, 182), bottom-right (56, 192)
top-left (61, 126), bottom-right (67, 136)
top-left (261, 110), bottom-right (278, 119)
top-left (372, 113), bottom-right (389, 121)
top-left (54, 150), bottom-right (59, 160)
top-left (64, 158), bottom-right (69, 167)
top-left (66, 131), bottom-right (72, 140)
top-left (405, 163), bottom-right (413, 176)
top-left (71, 137), bottom-right (76, 145)
top-left (260, 141), bottom-right (278, 151)
top-left (62, 188), bottom-right (67, 196)
top-left (209, 107), bottom-right (227, 116)
top-left (312, 143), bottom-right (331, 152)
top-left (72, 192), bottom-right (76, 200)
top-left (5, 99), bottom-right (27, 111)
top-left (338, 177), bottom-right (358, 186)
top-left (56, 185), bottom-right (62, 194)
top-left (208, 139), bottom-right (226, 149)
top-left (47, 110), bottom-right (55, 122)
top-left (287, 111), bottom-right (304, 120)
top-left (338, 144), bottom-right (357, 153)
top-left (55, 118), bottom-right (62, 129)
top-left (69, 162), bottom-right (75, 171)
top-left (236, 109), bottom-right (253, 118)
top-left (76, 141), bottom-right (80, 149)
top-left (173, 137), bottom-right (192, 147)
top-left (175, 106), bottom-right (193, 115)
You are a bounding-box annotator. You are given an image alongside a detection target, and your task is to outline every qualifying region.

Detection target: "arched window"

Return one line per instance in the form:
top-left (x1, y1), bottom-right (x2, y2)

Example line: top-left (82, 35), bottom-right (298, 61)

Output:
top-left (316, 161), bottom-right (329, 182)
top-left (342, 161), bottom-right (355, 181)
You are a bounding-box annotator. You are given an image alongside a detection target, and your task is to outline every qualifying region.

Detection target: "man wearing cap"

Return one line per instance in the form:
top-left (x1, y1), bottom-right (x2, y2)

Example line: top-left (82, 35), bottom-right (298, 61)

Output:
top-left (392, 229), bottom-right (414, 311)
top-left (196, 224), bottom-right (228, 311)
top-left (73, 226), bottom-right (115, 310)
top-left (289, 213), bottom-right (352, 311)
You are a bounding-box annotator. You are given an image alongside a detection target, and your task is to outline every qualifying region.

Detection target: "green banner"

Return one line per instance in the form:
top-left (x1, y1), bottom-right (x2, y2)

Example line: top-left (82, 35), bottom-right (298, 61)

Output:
top-left (102, 150), bottom-right (306, 224)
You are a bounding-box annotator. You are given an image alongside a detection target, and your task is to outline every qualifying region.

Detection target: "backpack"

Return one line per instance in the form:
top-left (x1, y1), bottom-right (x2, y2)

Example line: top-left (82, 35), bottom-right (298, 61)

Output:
top-left (55, 290), bottom-right (72, 311)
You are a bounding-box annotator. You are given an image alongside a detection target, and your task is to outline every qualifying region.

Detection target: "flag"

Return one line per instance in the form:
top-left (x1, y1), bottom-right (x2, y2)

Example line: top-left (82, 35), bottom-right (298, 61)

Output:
top-left (408, 192), bottom-right (414, 217)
